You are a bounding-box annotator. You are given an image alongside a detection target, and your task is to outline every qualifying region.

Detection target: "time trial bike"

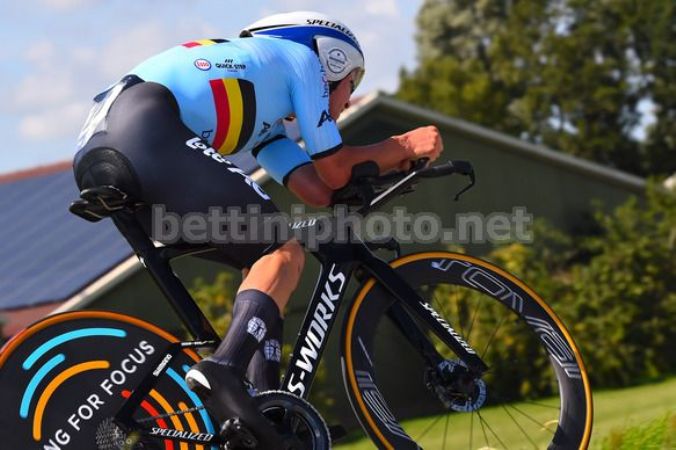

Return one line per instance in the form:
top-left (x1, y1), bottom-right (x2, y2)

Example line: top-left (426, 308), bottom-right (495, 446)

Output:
top-left (0, 159), bottom-right (592, 449)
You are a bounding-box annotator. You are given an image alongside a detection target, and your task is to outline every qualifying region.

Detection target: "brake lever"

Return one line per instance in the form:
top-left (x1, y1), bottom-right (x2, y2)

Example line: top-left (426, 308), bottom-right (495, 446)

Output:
top-left (413, 160), bottom-right (476, 201)
top-left (453, 169), bottom-right (475, 201)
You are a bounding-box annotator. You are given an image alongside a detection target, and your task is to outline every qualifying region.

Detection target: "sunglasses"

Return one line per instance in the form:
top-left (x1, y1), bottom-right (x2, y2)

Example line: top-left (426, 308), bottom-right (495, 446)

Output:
top-left (329, 68), bottom-right (365, 94)
top-left (350, 68), bottom-right (365, 93)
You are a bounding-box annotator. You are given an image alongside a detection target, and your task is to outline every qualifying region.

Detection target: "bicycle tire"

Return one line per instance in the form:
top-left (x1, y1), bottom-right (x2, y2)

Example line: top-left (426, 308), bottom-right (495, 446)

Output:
top-left (341, 252), bottom-right (592, 450)
top-left (0, 311), bottom-right (218, 450)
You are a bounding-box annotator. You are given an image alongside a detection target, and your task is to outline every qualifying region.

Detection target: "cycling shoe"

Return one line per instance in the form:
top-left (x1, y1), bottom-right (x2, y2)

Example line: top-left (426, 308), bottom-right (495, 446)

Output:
top-left (185, 360), bottom-right (281, 449)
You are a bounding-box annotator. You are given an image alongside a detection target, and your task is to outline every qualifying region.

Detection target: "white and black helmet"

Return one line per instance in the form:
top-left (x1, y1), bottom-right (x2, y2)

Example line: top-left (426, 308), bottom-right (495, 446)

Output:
top-left (241, 11), bottom-right (365, 91)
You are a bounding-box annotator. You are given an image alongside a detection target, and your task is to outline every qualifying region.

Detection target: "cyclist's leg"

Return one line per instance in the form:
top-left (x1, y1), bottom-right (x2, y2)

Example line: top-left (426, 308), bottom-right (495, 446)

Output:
top-left (246, 316), bottom-right (283, 390)
top-left (192, 240), bottom-right (304, 393)
top-left (237, 239), bottom-right (304, 390)
top-left (239, 238), bottom-right (305, 309)
top-left (74, 79), bottom-right (288, 445)
top-left (208, 236), bottom-right (305, 375)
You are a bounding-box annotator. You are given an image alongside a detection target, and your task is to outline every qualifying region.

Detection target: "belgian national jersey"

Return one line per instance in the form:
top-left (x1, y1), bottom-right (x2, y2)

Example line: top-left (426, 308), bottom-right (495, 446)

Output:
top-left (128, 36), bottom-right (343, 185)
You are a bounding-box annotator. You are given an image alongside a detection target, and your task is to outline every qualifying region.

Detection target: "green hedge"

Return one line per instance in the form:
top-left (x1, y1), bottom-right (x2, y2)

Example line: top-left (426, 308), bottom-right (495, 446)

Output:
top-left (485, 181), bottom-right (676, 391)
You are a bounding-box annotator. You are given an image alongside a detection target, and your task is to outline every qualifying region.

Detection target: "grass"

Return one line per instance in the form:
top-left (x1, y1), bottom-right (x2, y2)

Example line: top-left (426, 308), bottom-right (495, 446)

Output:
top-left (597, 412), bottom-right (674, 450)
top-left (333, 377), bottom-right (676, 449)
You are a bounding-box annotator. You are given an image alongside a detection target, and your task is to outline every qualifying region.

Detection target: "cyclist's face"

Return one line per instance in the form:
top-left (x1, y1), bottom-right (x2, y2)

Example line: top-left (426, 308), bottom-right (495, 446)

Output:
top-left (329, 70), bottom-right (358, 119)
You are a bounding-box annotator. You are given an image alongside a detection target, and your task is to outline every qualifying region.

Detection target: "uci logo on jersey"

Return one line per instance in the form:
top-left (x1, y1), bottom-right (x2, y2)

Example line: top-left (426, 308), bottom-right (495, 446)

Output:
top-left (194, 59), bottom-right (212, 71)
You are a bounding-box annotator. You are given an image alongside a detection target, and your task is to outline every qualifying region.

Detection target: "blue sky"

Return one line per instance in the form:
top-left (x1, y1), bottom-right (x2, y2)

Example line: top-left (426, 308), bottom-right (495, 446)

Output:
top-left (0, 0), bottom-right (422, 174)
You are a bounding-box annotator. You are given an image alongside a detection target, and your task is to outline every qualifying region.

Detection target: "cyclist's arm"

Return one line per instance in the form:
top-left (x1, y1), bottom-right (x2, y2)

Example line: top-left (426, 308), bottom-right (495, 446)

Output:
top-left (311, 139), bottom-right (407, 190)
top-left (287, 46), bottom-right (442, 190)
top-left (254, 134), bottom-right (333, 207)
top-left (312, 126), bottom-right (444, 190)
top-left (286, 164), bottom-right (333, 208)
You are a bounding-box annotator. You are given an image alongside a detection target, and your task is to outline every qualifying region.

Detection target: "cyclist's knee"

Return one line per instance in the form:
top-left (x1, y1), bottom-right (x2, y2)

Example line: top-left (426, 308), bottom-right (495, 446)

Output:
top-left (264, 239), bottom-right (305, 287)
top-left (277, 239), bottom-right (305, 276)
top-left (238, 239), bottom-right (304, 311)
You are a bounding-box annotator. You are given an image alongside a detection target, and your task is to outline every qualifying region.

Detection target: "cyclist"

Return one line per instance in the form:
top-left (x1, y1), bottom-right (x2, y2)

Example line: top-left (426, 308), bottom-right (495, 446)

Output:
top-left (73, 10), bottom-right (442, 447)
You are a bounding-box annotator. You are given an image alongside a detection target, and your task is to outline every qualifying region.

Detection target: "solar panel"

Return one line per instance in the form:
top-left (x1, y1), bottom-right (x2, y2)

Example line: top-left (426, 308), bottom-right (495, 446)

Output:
top-left (0, 171), bottom-right (132, 310)
top-left (0, 151), bottom-right (261, 310)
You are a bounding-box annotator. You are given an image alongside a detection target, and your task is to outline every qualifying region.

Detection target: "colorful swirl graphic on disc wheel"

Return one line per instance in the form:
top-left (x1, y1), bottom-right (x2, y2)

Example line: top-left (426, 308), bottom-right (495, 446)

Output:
top-left (0, 311), bottom-right (210, 449)
top-left (33, 360), bottom-right (110, 441)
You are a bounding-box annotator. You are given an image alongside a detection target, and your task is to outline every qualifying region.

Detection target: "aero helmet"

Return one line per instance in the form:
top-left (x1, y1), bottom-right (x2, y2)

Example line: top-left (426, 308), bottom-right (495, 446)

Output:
top-left (241, 11), bottom-right (365, 91)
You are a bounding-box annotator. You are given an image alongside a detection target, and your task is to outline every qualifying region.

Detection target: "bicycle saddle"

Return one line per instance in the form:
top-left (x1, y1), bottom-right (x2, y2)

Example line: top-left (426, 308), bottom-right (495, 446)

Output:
top-left (69, 185), bottom-right (141, 222)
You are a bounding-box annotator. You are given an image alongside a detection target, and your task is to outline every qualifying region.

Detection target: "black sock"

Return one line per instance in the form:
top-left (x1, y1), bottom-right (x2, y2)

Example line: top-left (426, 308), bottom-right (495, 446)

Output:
top-left (209, 289), bottom-right (280, 377)
top-left (246, 315), bottom-right (283, 391)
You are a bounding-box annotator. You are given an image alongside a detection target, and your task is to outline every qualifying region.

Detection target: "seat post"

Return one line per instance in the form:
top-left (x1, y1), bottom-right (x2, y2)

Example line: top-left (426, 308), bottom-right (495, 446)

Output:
top-left (110, 210), bottom-right (220, 342)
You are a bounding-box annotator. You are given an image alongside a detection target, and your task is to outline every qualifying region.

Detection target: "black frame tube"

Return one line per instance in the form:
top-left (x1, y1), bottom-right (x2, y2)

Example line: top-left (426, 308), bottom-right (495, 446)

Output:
top-left (111, 211), bottom-right (220, 342)
top-left (282, 256), bottom-right (354, 398)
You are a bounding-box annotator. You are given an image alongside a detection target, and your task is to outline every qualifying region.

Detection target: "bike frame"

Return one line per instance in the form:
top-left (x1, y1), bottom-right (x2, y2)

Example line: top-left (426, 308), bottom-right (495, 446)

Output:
top-left (282, 232), bottom-right (488, 400)
top-left (106, 163), bottom-right (487, 447)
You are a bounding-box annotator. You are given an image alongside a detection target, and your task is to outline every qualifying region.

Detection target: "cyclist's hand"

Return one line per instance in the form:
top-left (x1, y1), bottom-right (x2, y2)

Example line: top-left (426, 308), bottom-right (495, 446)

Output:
top-left (393, 126), bottom-right (443, 170)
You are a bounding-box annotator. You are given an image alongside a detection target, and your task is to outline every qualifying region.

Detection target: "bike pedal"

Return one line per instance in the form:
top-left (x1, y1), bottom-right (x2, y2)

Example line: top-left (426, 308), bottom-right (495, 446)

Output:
top-left (220, 418), bottom-right (258, 449)
top-left (329, 424), bottom-right (347, 442)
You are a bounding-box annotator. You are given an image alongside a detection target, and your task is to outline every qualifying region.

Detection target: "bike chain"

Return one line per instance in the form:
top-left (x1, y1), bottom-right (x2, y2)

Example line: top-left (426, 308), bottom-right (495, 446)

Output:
top-left (136, 405), bottom-right (207, 424)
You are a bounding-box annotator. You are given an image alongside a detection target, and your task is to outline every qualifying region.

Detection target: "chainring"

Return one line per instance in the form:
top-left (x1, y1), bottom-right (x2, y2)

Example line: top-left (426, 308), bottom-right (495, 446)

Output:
top-left (255, 390), bottom-right (331, 450)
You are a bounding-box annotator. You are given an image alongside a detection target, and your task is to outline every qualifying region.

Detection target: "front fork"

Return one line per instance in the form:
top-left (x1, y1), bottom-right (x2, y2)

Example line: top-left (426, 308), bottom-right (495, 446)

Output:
top-left (386, 302), bottom-right (486, 409)
top-left (360, 250), bottom-right (489, 376)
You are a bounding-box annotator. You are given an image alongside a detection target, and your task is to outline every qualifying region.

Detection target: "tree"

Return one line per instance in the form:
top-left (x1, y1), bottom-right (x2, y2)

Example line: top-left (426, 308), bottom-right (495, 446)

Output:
top-left (485, 181), bottom-right (676, 389)
top-left (399, 0), bottom-right (676, 177)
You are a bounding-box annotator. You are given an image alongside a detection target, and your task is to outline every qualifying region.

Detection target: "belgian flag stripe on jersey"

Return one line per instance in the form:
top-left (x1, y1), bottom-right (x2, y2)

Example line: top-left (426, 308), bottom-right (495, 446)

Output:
top-left (181, 39), bottom-right (227, 48)
top-left (236, 80), bottom-right (256, 150)
top-left (221, 78), bottom-right (244, 153)
top-left (209, 78), bottom-right (256, 155)
top-left (210, 79), bottom-right (231, 152)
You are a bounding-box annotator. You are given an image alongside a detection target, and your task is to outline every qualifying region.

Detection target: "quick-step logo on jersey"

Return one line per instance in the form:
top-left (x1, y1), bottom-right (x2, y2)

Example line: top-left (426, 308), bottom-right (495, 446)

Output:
top-left (185, 137), bottom-right (270, 200)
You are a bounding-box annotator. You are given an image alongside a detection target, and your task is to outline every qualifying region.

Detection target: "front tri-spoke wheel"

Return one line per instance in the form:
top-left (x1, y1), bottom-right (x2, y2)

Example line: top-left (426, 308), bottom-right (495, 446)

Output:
top-left (341, 252), bottom-right (592, 450)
